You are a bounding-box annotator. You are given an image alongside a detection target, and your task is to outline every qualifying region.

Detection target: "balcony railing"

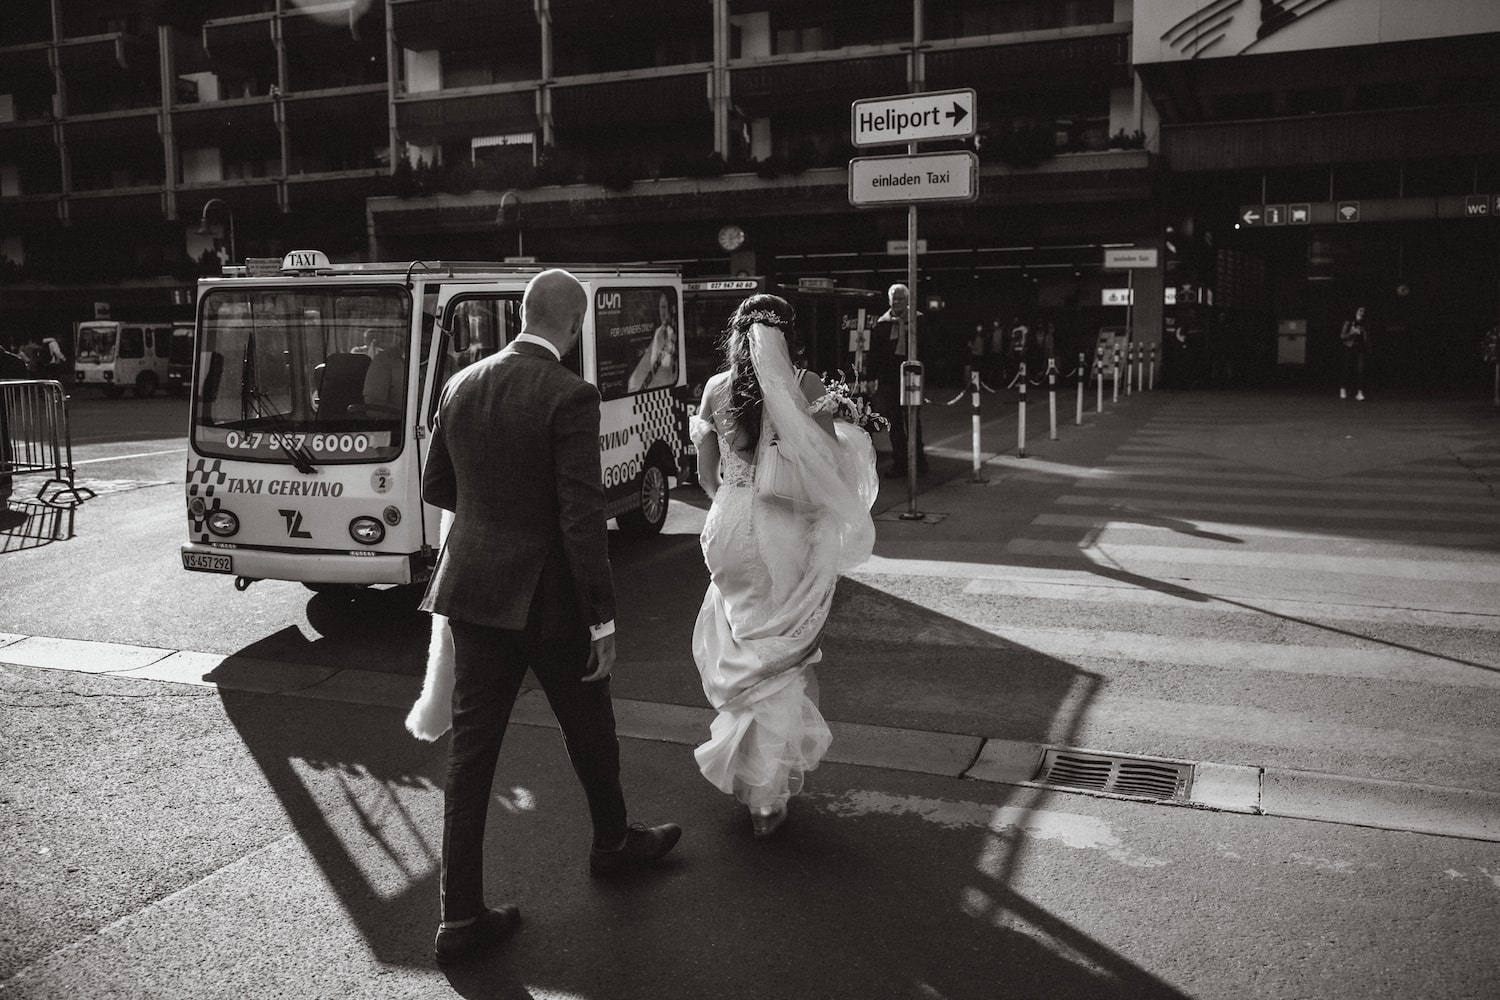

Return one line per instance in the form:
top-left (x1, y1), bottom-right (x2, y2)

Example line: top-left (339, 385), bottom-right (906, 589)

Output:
top-left (389, 0), bottom-right (536, 51)
top-left (551, 70), bottom-right (712, 129)
top-left (396, 88), bottom-right (538, 142)
top-left (731, 54), bottom-right (907, 116)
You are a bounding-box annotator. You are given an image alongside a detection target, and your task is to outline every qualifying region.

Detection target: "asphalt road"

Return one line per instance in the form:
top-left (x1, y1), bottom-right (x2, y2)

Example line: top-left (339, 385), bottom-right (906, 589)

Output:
top-left (2, 381), bottom-right (1499, 998)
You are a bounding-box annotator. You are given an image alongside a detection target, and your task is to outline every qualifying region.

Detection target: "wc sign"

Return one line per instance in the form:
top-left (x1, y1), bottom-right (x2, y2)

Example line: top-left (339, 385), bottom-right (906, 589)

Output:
top-left (1464, 194), bottom-right (1494, 218)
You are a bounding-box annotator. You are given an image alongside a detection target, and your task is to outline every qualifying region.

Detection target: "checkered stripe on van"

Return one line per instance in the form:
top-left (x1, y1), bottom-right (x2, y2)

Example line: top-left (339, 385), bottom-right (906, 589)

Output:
top-left (185, 458), bottom-right (226, 540)
top-left (632, 390), bottom-right (689, 467)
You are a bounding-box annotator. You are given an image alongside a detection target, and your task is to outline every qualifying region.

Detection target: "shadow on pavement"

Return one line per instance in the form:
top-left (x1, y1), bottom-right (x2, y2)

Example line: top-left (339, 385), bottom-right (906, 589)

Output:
top-left (212, 564), bottom-right (1190, 998)
top-left (0, 498), bottom-right (75, 551)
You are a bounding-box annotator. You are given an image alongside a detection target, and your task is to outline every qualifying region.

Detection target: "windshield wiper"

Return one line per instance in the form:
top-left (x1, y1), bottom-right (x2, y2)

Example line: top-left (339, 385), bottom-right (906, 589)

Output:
top-left (245, 388), bottom-right (318, 474)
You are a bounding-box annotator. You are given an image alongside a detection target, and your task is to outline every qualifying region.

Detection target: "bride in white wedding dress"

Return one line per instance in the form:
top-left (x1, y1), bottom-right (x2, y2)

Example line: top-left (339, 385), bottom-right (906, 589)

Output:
top-left (689, 294), bottom-right (878, 838)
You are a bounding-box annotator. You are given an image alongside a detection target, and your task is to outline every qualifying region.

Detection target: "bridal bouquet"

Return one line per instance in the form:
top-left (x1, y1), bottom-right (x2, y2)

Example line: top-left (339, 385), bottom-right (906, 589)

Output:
top-left (812, 371), bottom-right (891, 432)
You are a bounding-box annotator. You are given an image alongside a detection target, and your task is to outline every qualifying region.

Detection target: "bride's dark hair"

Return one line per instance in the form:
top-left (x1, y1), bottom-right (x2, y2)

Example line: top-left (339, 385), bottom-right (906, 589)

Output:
top-left (720, 293), bottom-right (798, 453)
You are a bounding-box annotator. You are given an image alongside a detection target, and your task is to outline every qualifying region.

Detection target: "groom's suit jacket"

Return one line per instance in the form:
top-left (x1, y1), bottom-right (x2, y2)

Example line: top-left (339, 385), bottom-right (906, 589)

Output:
top-left (419, 340), bottom-right (615, 637)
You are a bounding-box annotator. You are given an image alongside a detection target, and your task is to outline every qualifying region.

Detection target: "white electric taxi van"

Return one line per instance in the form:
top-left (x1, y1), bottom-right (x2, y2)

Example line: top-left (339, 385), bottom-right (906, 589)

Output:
top-left (74, 320), bottom-right (176, 397)
top-left (181, 251), bottom-right (688, 593)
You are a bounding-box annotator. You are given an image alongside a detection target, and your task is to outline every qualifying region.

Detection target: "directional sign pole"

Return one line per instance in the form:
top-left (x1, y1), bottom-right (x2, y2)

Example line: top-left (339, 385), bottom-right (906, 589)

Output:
top-left (902, 140), bottom-right (922, 521)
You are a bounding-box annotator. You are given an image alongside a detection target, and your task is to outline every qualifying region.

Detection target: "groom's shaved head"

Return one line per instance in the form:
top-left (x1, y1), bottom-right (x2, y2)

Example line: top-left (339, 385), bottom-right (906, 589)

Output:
top-left (523, 269), bottom-right (588, 350)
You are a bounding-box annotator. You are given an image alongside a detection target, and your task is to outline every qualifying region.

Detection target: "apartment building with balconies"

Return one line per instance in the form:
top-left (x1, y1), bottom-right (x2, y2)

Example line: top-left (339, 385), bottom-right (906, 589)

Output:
top-left (1, 0), bottom-right (1163, 363)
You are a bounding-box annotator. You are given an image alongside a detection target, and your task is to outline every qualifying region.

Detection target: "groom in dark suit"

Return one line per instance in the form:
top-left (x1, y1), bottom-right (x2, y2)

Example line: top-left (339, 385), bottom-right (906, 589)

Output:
top-left (421, 268), bottom-right (681, 965)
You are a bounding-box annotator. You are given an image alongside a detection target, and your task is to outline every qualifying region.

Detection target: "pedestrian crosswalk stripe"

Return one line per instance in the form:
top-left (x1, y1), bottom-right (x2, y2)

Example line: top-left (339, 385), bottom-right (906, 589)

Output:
top-left (962, 577), bottom-right (1500, 632)
top-left (1005, 538), bottom-right (1500, 584)
top-left (1030, 512), bottom-right (1500, 547)
top-left (1054, 493), bottom-right (1500, 525)
top-left (1066, 478), bottom-right (1496, 506)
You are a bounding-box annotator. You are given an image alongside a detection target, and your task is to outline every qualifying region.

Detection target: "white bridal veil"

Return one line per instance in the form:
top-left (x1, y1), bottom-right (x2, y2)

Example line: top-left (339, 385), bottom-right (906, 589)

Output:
top-left (747, 321), bottom-right (878, 572)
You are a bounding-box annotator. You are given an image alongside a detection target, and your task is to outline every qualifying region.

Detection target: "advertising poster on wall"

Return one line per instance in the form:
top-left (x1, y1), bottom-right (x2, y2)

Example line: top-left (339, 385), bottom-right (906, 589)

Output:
top-left (593, 286), bottom-right (679, 401)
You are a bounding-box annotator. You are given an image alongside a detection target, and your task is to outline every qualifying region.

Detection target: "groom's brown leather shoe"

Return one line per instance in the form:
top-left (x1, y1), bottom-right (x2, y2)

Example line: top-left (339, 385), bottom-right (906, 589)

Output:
top-left (589, 822), bottom-right (682, 877)
top-left (433, 905), bottom-right (521, 965)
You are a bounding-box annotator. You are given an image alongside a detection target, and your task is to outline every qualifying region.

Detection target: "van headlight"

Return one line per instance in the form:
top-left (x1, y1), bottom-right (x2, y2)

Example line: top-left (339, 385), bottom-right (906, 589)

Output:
top-left (206, 509), bottom-right (240, 537)
top-left (349, 516), bottom-right (385, 545)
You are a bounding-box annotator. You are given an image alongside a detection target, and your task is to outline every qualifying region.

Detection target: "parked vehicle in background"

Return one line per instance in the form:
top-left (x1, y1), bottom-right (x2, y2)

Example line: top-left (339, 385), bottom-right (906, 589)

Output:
top-left (167, 322), bottom-right (195, 395)
top-left (181, 250), bottom-right (689, 594)
top-left (73, 321), bottom-right (174, 397)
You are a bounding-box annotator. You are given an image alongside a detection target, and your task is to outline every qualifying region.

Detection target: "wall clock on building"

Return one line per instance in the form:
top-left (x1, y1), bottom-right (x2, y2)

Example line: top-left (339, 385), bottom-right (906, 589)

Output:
top-left (718, 224), bottom-right (745, 251)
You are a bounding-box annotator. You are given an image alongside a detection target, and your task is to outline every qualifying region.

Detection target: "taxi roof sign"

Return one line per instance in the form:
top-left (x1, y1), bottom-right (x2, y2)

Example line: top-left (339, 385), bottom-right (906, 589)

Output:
top-left (244, 257), bottom-right (283, 277)
top-left (281, 250), bottom-right (332, 273)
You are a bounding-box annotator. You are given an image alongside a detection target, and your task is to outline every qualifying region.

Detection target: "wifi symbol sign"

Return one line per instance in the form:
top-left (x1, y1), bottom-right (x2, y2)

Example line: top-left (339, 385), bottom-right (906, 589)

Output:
top-left (1337, 201), bottom-right (1360, 223)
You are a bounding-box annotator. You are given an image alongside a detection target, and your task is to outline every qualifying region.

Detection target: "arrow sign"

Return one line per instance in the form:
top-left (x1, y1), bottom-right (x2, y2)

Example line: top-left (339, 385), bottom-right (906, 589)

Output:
top-left (1240, 206), bottom-right (1263, 226)
top-left (851, 89), bottom-right (978, 147)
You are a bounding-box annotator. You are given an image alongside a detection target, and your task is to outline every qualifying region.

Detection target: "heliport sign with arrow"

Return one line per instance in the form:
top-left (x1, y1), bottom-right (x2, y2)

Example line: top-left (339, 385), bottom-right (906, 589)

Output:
top-left (851, 89), bottom-right (976, 147)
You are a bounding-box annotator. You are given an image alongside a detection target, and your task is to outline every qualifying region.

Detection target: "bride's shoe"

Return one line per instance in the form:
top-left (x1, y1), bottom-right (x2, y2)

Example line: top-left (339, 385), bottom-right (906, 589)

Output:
top-left (750, 805), bottom-right (788, 840)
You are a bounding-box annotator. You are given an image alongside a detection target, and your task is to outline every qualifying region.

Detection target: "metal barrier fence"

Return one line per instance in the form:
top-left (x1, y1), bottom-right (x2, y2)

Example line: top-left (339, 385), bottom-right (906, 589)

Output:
top-left (1, 379), bottom-right (95, 507)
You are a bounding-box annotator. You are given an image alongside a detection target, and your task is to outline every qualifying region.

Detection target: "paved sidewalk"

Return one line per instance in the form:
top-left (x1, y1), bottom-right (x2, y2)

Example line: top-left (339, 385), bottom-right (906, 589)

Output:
top-left (6, 382), bottom-right (1500, 843)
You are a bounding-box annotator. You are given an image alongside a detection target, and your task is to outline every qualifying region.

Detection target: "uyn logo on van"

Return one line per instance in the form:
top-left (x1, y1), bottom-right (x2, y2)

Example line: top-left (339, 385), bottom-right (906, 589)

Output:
top-left (597, 291), bottom-right (622, 310)
top-left (279, 509), bottom-right (312, 539)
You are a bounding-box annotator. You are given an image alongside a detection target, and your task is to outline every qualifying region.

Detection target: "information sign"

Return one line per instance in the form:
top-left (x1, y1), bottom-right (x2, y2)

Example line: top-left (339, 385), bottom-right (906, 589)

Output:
top-left (886, 239), bottom-right (929, 255)
top-left (1103, 248), bottom-right (1158, 269)
top-left (851, 89), bottom-right (976, 147)
top-left (848, 151), bottom-right (978, 207)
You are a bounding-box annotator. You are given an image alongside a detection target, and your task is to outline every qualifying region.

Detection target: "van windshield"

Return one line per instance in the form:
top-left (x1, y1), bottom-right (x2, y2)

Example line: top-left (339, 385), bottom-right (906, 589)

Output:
top-left (169, 329), bottom-right (194, 367)
top-left (191, 285), bottom-right (411, 465)
top-left (76, 326), bottom-right (117, 364)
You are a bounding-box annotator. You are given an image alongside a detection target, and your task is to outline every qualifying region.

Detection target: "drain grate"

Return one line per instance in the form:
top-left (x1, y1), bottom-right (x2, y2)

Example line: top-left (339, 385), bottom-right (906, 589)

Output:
top-left (1032, 748), bottom-right (1193, 801)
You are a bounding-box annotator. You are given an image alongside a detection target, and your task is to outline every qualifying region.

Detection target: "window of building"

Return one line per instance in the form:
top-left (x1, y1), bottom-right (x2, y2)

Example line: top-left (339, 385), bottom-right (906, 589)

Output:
top-left (774, 26), bottom-right (823, 54)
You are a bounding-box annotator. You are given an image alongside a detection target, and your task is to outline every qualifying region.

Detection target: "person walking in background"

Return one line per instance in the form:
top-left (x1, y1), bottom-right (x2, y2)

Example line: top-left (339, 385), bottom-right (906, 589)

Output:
top-left (689, 294), bottom-right (878, 838)
top-left (870, 283), bottom-right (926, 478)
top-left (416, 268), bottom-right (681, 965)
top-left (1339, 305), bottom-right (1370, 401)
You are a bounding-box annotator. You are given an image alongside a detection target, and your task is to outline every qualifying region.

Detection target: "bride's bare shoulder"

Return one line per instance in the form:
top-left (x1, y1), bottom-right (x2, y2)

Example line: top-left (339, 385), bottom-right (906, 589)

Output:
top-left (701, 371), bottom-right (732, 407)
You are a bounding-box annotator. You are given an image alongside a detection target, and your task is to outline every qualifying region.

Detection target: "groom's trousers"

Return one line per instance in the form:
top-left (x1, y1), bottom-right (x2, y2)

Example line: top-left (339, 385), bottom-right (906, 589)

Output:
top-left (442, 618), bottom-right (627, 922)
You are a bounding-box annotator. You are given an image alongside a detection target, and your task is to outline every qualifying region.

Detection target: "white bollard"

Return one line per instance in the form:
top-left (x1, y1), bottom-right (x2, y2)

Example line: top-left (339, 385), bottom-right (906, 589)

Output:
top-left (1096, 347), bottom-right (1104, 413)
top-left (1075, 351), bottom-right (1084, 425)
top-left (1112, 348), bottom-right (1121, 404)
top-left (1149, 344), bottom-right (1156, 391)
top-left (1017, 361), bottom-right (1027, 458)
top-left (1047, 359), bottom-right (1058, 441)
top-left (969, 370), bottom-right (987, 482)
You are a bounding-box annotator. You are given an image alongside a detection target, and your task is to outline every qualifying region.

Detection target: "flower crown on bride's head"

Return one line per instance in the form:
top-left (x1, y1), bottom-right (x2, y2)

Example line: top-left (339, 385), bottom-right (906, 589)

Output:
top-left (738, 309), bottom-right (790, 331)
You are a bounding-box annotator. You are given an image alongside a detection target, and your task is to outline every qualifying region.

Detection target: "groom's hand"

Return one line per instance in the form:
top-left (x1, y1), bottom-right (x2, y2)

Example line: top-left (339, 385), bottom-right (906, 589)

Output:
top-left (582, 633), bottom-right (616, 682)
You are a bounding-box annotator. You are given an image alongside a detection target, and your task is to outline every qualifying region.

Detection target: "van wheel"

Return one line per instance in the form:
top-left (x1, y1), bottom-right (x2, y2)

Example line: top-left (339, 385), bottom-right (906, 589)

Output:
top-left (133, 372), bottom-right (158, 398)
top-left (617, 461), bottom-right (671, 536)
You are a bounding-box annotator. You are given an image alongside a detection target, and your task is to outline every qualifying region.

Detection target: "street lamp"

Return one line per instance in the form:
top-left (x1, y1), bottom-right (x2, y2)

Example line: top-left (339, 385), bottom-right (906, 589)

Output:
top-left (496, 189), bottom-right (522, 258)
top-left (197, 198), bottom-right (237, 266)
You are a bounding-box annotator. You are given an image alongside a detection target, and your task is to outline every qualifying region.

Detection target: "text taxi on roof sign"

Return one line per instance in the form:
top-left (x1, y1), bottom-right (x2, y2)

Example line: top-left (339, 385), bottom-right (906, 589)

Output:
top-left (181, 250), bottom-right (688, 595)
